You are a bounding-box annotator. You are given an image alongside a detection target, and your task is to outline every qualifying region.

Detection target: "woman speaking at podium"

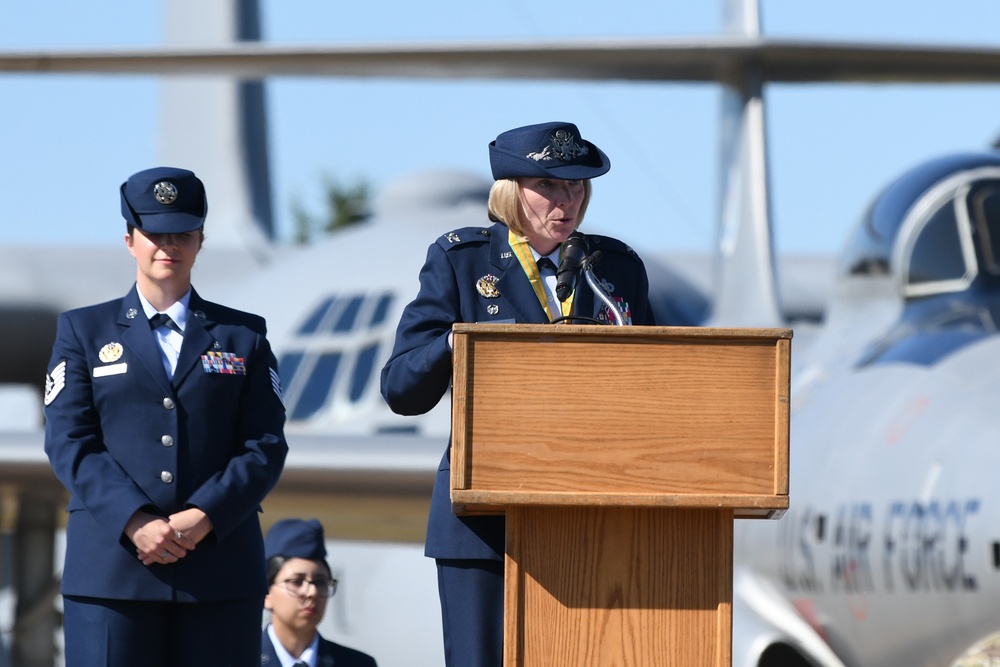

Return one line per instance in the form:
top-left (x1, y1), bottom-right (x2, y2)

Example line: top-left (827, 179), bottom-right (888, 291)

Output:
top-left (381, 121), bottom-right (656, 667)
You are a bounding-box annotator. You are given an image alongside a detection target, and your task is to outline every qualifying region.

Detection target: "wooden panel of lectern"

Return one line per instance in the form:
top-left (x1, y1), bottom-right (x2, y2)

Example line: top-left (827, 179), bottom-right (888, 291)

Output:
top-left (451, 324), bottom-right (791, 667)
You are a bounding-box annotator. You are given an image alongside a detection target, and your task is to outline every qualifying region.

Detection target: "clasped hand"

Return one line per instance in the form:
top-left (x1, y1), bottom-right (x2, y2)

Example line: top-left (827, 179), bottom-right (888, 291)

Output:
top-left (126, 508), bottom-right (210, 566)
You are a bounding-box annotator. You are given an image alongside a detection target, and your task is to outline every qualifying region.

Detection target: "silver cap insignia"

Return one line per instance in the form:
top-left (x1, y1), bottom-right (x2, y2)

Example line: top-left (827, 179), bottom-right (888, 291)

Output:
top-left (153, 181), bottom-right (178, 205)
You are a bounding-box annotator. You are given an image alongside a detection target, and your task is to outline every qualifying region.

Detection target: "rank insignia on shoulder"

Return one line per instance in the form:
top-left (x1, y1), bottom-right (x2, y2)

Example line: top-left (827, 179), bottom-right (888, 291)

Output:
top-left (98, 342), bottom-right (123, 363)
top-left (270, 367), bottom-right (285, 408)
top-left (44, 361), bottom-right (67, 406)
top-left (201, 351), bottom-right (247, 375)
top-left (476, 275), bottom-right (501, 298)
top-left (446, 232), bottom-right (461, 243)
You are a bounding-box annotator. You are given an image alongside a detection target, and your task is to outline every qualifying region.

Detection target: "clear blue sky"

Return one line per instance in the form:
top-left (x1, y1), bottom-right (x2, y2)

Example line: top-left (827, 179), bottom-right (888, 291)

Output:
top-left (2, 1), bottom-right (1000, 256)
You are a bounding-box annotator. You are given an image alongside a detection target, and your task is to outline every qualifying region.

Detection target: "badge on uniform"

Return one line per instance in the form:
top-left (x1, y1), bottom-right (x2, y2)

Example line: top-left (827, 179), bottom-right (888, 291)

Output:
top-left (598, 298), bottom-right (632, 325)
top-left (99, 342), bottom-right (123, 363)
top-left (476, 275), bottom-right (501, 298)
top-left (91, 341), bottom-right (128, 377)
top-left (93, 363), bottom-right (128, 378)
top-left (201, 351), bottom-right (246, 375)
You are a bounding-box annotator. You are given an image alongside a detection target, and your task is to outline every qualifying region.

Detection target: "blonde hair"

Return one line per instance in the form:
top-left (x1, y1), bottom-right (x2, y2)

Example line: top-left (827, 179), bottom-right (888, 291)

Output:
top-left (487, 178), bottom-right (593, 237)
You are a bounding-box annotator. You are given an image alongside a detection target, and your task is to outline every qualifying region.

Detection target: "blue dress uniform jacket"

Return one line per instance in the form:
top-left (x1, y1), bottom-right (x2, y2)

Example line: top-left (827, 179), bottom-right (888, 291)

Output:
top-left (260, 628), bottom-right (378, 667)
top-left (380, 221), bottom-right (656, 561)
top-left (43, 285), bottom-right (288, 602)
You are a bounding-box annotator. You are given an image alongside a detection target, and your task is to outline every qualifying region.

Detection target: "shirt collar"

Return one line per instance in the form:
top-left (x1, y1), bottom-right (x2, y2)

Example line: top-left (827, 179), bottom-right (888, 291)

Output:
top-left (266, 623), bottom-right (320, 667)
top-left (136, 287), bottom-right (192, 332)
top-left (530, 246), bottom-right (561, 266)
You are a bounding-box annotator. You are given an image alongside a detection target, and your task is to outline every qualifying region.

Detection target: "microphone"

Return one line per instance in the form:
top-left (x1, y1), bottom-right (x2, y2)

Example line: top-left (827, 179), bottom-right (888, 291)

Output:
top-left (555, 231), bottom-right (589, 302)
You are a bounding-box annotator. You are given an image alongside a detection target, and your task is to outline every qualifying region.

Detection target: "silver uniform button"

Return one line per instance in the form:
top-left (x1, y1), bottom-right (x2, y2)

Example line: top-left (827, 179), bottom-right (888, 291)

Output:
top-left (162, 397), bottom-right (175, 410)
top-left (160, 471), bottom-right (174, 484)
top-left (161, 435), bottom-right (174, 447)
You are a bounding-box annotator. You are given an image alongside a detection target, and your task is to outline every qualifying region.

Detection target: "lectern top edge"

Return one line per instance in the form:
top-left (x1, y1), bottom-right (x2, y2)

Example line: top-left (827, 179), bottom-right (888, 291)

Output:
top-left (452, 322), bottom-right (793, 339)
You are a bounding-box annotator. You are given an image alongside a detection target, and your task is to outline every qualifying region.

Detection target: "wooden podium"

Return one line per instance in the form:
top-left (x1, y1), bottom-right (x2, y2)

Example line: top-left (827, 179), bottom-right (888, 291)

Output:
top-left (450, 324), bottom-right (791, 667)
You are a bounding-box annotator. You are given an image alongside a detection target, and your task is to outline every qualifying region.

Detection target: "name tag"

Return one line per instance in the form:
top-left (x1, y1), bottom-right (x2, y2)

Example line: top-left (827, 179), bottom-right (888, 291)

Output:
top-left (93, 363), bottom-right (128, 378)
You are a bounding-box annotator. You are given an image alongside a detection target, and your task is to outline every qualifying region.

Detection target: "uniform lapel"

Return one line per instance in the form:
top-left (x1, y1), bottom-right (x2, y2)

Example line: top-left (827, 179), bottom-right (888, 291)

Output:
top-left (316, 636), bottom-right (336, 666)
top-left (260, 628), bottom-right (280, 664)
top-left (118, 287), bottom-right (173, 395)
top-left (490, 225), bottom-right (549, 324)
top-left (172, 289), bottom-right (215, 387)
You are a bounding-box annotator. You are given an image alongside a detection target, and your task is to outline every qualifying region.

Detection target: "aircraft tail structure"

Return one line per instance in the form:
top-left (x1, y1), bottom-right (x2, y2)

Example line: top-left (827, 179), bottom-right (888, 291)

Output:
top-left (711, 0), bottom-right (783, 327)
top-left (160, 0), bottom-right (274, 265)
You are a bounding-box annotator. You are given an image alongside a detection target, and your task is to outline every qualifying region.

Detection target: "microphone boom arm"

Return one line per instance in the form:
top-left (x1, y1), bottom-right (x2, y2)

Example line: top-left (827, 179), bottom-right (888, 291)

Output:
top-left (581, 252), bottom-right (625, 326)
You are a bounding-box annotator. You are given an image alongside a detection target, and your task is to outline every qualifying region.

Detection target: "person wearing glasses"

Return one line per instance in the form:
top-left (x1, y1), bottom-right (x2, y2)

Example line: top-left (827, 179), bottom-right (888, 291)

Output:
top-left (262, 518), bottom-right (378, 667)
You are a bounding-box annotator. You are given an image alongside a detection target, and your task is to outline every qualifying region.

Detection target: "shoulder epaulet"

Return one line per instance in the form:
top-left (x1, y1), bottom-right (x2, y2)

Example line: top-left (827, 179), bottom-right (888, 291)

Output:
top-left (587, 234), bottom-right (642, 261)
top-left (435, 226), bottom-right (492, 251)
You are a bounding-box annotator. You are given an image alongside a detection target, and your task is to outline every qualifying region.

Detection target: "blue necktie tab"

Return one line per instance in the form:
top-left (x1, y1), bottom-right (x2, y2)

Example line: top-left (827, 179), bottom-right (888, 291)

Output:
top-left (149, 313), bottom-right (181, 334)
top-left (536, 257), bottom-right (557, 273)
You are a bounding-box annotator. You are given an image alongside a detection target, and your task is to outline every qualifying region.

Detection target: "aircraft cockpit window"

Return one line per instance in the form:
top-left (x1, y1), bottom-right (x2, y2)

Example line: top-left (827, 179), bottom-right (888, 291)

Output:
top-left (297, 297), bottom-right (335, 334)
top-left (906, 205), bottom-right (965, 285)
top-left (279, 291), bottom-right (397, 425)
top-left (971, 186), bottom-right (1000, 275)
top-left (289, 353), bottom-right (341, 421)
top-left (349, 343), bottom-right (380, 402)
top-left (333, 296), bottom-right (364, 332)
top-left (296, 295), bottom-right (366, 334)
top-left (369, 294), bottom-right (393, 326)
top-left (902, 198), bottom-right (975, 297)
top-left (279, 352), bottom-right (305, 389)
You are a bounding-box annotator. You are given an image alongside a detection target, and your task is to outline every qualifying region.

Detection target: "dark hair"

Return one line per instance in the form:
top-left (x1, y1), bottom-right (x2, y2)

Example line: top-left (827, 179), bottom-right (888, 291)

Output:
top-left (266, 555), bottom-right (332, 585)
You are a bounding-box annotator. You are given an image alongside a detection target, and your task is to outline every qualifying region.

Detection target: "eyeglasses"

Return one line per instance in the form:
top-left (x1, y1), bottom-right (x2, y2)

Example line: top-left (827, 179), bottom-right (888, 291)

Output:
top-left (277, 576), bottom-right (338, 599)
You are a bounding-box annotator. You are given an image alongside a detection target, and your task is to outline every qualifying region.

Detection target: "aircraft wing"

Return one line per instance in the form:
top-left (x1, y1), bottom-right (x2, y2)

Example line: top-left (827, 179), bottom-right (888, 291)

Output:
top-left (4, 37), bottom-right (1000, 83)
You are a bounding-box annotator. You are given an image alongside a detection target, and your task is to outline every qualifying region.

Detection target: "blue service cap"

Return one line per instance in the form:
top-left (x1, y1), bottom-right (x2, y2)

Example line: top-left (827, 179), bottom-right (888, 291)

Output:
top-left (265, 518), bottom-right (327, 561)
top-left (488, 121), bottom-right (610, 181)
top-left (120, 167), bottom-right (207, 233)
